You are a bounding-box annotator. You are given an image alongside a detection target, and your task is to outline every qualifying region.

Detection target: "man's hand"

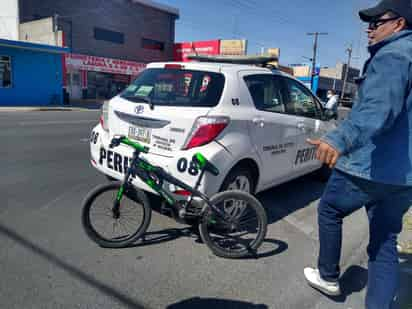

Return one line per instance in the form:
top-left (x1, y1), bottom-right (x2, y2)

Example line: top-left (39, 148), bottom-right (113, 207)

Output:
top-left (307, 139), bottom-right (340, 169)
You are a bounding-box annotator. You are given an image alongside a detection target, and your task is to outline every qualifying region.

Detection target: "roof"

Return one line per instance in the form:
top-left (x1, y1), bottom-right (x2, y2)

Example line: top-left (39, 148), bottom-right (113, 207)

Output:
top-left (0, 39), bottom-right (69, 54)
top-left (147, 61), bottom-right (275, 75)
top-left (132, 0), bottom-right (179, 17)
top-left (187, 54), bottom-right (279, 66)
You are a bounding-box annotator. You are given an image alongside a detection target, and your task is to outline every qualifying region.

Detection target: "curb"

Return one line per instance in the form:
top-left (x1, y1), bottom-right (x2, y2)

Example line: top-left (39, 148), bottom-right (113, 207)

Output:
top-left (0, 107), bottom-right (99, 112)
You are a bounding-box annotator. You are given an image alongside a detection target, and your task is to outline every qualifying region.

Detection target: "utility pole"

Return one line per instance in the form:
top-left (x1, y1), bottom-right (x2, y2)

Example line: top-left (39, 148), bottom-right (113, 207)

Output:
top-left (307, 32), bottom-right (328, 90)
top-left (341, 44), bottom-right (353, 100)
top-left (53, 13), bottom-right (59, 32)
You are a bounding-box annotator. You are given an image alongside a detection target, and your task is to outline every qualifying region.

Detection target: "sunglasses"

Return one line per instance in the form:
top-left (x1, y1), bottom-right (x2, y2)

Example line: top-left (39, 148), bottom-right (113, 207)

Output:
top-left (368, 16), bottom-right (400, 30)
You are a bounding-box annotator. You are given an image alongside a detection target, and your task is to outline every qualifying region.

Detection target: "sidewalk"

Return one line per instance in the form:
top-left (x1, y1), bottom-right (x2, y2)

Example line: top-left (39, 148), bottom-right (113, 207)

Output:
top-left (0, 99), bottom-right (104, 112)
top-left (399, 209), bottom-right (412, 309)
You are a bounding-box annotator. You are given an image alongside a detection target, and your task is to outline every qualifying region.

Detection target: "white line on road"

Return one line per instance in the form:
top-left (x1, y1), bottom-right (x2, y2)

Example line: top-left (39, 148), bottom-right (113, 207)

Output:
top-left (17, 120), bottom-right (97, 126)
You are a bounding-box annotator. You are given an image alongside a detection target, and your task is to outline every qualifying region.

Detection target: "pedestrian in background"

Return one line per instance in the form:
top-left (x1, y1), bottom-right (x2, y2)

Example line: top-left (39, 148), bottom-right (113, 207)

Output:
top-left (304, 0), bottom-right (412, 308)
top-left (324, 89), bottom-right (339, 119)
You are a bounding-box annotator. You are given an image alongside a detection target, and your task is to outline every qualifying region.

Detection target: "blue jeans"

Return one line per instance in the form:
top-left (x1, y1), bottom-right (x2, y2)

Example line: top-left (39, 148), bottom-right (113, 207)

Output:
top-left (318, 169), bottom-right (411, 309)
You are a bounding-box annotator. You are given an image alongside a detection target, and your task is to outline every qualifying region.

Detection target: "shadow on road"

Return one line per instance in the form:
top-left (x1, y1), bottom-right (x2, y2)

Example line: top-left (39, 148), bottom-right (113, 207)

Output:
top-left (127, 227), bottom-right (288, 259)
top-left (166, 297), bottom-right (268, 309)
top-left (257, 173), bottom-right (326, 225)
top-left (314, 265), bottom-right (368, 303)
top-left (0, 224), bottom-right (147, 309)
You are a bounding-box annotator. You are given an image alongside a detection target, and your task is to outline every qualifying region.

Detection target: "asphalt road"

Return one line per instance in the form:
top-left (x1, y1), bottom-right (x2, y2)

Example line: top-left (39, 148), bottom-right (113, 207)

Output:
top-left (0, 110), bottom-right (399, 309)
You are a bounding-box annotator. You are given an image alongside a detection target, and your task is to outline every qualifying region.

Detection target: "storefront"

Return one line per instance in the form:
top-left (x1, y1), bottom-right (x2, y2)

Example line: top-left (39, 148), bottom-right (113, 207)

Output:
top-left (0, 38), bottom-right (68, 106)
top-left (64, 53), bottom-right (146, 100)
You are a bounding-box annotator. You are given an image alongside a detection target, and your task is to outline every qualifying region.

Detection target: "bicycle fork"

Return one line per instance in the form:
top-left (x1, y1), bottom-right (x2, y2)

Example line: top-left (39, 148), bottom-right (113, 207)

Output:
top-left (112, 184), bottom-right (125, 219)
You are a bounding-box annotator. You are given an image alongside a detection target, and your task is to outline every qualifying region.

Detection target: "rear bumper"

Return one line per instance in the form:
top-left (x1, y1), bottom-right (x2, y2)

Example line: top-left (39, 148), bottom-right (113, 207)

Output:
top-left (89, 124), bottom-right (232, 196)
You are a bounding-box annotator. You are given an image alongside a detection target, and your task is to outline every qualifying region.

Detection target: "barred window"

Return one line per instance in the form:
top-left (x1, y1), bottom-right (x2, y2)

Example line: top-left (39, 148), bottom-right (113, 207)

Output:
top-left (0, 56), bottom-right (11, 88)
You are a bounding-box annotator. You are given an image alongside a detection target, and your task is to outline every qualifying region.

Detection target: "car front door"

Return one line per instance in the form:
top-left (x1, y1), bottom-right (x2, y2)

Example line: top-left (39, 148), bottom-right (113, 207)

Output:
top-left (241, 73), bottom-right (300, 186)
top-left (281, 77), bottom-right (328, 173)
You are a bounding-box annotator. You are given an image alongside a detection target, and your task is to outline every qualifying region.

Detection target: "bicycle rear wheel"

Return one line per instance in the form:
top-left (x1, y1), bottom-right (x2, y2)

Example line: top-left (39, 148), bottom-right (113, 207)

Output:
top-left (199, 190), bottom-right (267, 258)
top-left (82, 182), bottom-right (151, 248)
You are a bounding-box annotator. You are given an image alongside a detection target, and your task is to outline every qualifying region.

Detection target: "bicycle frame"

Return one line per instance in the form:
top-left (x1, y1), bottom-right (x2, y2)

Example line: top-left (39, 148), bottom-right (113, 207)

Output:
top-left (114, 148), bottom-right (231, 222)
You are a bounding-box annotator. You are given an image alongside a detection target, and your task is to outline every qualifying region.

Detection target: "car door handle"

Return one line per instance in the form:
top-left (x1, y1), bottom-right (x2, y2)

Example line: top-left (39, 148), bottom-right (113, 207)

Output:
top-left (253, 117), bottom-right (265, 128)
top-left (297, 122), bottom-right (315, 134)
top-left (297, 122), bottom-right (306, 131)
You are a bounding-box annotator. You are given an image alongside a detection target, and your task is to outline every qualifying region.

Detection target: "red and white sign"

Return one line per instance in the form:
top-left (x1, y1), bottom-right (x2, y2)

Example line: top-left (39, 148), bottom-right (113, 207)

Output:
top-left (174, 40), bottom-right (220, 62)
top-left (65, 53), bottom-right (147, 76)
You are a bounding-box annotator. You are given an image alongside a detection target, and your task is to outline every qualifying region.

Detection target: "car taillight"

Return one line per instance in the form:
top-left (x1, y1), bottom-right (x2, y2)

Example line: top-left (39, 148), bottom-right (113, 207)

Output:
top-left (100, 100), bottom-right (109, 131)
top-left (173, 190), bottom-right (191, 196)
top-left (182, 116), bottom-right (230, 150)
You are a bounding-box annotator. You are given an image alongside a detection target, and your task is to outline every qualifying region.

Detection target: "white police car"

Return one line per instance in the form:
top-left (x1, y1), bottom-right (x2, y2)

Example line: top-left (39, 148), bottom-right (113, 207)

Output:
top-left (89, 55), bottom-right (337, 197)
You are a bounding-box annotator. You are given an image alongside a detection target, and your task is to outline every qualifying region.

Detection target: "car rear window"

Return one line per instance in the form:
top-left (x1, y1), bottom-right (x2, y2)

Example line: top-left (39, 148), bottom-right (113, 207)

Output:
top-left (121, 68), bottom-right (225, 107)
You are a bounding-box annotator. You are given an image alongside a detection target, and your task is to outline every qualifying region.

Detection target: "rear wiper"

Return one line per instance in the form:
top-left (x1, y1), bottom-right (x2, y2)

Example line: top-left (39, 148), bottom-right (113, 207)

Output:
top-left (122, 95), bottom-right (155, 110)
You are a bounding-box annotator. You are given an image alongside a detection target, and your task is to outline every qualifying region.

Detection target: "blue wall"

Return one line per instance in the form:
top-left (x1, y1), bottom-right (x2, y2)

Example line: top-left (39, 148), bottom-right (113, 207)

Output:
top-left (0, 46), bottom-right (64, 106)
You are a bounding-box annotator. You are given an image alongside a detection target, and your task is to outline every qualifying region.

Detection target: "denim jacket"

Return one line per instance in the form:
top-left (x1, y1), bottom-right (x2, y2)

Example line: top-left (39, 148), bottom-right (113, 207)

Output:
top-left (323, 30), bottom-right (412, 186)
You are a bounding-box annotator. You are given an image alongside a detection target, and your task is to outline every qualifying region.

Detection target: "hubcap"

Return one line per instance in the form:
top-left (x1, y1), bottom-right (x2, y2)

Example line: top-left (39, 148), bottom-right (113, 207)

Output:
top-left (226, 175), bottom-right (251, 193)
top-left (224, 175), bottom-right (251, 219)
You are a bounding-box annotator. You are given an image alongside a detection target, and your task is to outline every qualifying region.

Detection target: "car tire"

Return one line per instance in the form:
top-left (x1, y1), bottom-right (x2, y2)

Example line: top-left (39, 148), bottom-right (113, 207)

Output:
top-left (219, 166), bottom-right (255, 194)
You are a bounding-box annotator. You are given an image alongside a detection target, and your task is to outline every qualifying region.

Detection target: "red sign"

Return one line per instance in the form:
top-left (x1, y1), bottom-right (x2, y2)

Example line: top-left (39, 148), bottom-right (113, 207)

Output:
top-left (174, 40), bottom-right (220, 62)
top-left (65, 53), bottom-right (146, 76)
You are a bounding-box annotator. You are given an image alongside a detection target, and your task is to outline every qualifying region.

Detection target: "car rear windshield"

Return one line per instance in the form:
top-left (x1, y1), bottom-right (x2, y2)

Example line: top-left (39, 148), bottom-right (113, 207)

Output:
top-left (121, 68), bottom-right (225, 107)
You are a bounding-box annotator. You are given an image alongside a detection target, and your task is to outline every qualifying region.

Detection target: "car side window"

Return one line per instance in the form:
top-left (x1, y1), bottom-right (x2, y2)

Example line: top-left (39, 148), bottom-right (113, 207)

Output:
top-left (244, 75), bottom-right (286, 114)
top-left (281, 77), bottom-right (321, 119)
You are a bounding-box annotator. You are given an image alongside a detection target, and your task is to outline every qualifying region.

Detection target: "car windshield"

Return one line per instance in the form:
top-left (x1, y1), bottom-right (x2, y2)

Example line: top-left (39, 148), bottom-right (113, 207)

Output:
top-left (121, 68), bottom-right (225, 107)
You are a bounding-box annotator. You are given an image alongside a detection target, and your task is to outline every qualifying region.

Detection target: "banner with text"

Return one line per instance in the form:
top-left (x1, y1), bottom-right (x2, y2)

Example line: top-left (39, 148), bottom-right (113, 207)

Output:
top-left (65, 53), bottom-right (146, 76)
top-left (174, 40), bottom-right (220, 62)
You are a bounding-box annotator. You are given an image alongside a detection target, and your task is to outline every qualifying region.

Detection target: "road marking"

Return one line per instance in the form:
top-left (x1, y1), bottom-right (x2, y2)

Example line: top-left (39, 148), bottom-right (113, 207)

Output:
top-left (17, 120), bottom-right (97, 126)
top-left (80, 138), bottom-right (89, 142)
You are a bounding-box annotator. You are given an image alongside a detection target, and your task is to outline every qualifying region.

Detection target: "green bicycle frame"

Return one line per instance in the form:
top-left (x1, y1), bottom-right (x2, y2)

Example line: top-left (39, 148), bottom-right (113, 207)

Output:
top-left (111, 136), bottom-right (229, 222)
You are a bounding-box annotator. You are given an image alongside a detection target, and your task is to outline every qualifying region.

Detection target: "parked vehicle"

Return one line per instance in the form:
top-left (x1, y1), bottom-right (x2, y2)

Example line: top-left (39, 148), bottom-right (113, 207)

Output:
top-left (89, 56), bottom-right (337, 198)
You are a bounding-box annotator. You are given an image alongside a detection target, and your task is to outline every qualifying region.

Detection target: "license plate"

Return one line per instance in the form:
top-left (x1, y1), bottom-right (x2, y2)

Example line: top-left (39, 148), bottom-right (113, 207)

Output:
top-left (128, 126), bottom-right (151, 144)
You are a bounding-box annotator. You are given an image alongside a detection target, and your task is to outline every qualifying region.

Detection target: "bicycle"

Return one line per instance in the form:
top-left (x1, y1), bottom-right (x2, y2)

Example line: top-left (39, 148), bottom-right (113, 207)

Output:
top-left (82, 136), bottom-right (268, 258)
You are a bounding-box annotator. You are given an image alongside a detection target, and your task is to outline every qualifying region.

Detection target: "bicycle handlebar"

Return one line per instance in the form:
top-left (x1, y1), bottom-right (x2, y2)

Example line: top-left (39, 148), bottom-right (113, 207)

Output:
top-left (109, 136), bottom-right (149, 154)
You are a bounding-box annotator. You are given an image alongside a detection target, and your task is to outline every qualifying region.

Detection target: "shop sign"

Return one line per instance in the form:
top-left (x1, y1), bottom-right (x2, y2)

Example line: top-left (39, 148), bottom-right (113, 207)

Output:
top-left (174, 40), bottom-right (220, 62)
top-left (220, 39), bottom-right (247, 56)
top-left (65, 53), bottom-right (146, 75)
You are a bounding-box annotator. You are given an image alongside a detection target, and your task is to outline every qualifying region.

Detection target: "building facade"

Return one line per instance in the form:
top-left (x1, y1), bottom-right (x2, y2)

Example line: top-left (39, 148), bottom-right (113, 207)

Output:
top-left (0, 39), bottom-right (68, 106)
top-left (15, 0), bottom-right (179, 100)
top-left (293, 63), bottom-right (360, 102)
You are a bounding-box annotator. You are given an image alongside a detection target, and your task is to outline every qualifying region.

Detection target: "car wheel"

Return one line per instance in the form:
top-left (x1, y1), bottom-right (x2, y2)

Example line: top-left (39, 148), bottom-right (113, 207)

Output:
top-left (220, 167), bottom-right (255, 194)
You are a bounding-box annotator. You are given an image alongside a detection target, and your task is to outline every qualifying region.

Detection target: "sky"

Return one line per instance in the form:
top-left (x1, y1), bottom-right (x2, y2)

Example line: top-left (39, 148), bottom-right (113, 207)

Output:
top-left (158, 0), bottom-right (378, 69)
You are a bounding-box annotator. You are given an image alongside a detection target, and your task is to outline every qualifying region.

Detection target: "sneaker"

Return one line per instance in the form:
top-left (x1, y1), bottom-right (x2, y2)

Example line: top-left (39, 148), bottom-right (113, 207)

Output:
top-left (304, 267), bottom-right (341, 296)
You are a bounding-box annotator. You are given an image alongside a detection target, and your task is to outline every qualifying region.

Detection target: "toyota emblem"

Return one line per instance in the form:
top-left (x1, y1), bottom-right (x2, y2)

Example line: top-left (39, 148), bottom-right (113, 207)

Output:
top-left (135, 105), bottom-right (144, 114)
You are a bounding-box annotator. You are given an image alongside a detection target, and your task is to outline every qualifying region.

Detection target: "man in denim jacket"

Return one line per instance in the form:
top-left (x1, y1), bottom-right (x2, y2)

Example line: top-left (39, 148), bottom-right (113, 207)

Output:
top-left (304, 1), bottom-right (412, 308)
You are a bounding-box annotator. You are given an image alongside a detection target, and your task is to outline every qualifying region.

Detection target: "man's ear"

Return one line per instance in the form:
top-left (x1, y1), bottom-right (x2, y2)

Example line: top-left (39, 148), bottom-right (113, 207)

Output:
top-left (395, 17), bottom-right (408, 32)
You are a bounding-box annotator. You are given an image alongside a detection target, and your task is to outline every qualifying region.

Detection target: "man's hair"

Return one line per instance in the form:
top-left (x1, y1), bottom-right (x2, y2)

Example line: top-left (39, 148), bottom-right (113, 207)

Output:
top-left (328, 90), bottom-right (336, 95)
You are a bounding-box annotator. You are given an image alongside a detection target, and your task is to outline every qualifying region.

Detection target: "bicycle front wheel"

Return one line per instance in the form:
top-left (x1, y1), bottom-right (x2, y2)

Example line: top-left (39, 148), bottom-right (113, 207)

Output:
top-left (199, 190), bottom-right (267, 258)
top-left (82, 182), bottom-right (151, 248)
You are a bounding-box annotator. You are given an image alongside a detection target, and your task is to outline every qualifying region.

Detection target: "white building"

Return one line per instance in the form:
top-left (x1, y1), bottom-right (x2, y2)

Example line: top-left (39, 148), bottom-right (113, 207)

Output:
top-left (0, 0), bottom-right (19, 40)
